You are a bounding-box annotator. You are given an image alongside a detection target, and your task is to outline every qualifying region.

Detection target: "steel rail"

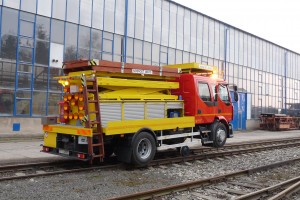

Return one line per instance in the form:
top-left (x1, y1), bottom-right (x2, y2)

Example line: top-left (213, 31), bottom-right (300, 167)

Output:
top-left (150, 141), bottom-right (300, 166)
top-left (0, 163), bottom-right (122, 182)
top-left (268, 180), bottom-right (300, 200)
top-left (1, 138), bottom-right (300, 182)
top-left (107, 158), bottom-right (300, 200)
top-left (236, 176), bottom-right (300, 200)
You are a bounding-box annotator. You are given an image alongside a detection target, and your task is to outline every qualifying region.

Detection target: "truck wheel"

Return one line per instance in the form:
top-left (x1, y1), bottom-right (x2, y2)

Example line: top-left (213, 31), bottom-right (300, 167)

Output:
top-left (212, 122), bottom-right (227, 148)
top-left (131, 132), bottom-right (156, 167)
top-left (180, 146), bottom-right (190, 157)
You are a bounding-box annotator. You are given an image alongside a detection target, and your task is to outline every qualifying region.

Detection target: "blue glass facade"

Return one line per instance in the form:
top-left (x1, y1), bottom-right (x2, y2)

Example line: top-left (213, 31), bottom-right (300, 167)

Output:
top-left (0, 0), bottom-right (299, 118)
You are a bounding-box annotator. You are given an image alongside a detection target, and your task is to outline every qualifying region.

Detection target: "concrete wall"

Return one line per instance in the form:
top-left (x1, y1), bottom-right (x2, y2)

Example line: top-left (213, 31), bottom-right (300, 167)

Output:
top-left (246, 119), bottom-right (260, 130)
top-left (0, 117), bottom-right (43, 136)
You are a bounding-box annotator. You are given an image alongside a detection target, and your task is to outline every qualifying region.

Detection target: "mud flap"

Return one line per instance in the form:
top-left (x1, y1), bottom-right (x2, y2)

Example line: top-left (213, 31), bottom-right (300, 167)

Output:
top-left (228, 123), bottom-right (234, 138)
top-left (115, 145), bottom-right (132, 163)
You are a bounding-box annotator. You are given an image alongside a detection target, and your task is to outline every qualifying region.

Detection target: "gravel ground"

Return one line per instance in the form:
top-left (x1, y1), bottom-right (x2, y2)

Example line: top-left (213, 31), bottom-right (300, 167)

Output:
top-left (0, 147), bottom-right (300, 200)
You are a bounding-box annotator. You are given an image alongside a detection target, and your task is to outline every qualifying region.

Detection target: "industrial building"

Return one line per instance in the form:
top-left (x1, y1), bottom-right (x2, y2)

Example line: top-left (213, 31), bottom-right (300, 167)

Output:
top-left (0, 0), bottom-right (299, 131)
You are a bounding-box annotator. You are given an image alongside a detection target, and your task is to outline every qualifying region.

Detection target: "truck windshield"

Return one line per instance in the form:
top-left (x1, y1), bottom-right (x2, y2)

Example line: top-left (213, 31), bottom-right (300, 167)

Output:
top-left (219, 84), bottom-right (229, 102)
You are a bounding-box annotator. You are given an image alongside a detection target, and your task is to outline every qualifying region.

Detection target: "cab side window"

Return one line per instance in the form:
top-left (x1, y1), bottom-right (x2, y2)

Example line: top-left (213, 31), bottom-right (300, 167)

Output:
top-left (218, 84), bottom-right (229, 102)
top-left (198, 82), bottom-right (211, 101)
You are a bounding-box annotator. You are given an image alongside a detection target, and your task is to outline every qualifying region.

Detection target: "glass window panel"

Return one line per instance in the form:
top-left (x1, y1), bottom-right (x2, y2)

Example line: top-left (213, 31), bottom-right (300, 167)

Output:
top-left (20, 10), bottom-right (34, 21)
top-left (219, 24), bottom-right (225, 60)
top-left (21, 0), bottom-right (36, 13)
top-left (52, 0), bottom-right (66, 20)
top-left (35, 41), bottom-right (49, 65)
top-left (114, 34), bottom-right (122, 55)
top-left (126, 37), bottom-right (133, 60)
top-left (18, 64), bottom-right (31, 73)
top-left (183, 52), bottom-right (189, 63)
top-left (214, 22), bottom-right (220, 59)
top-left (153, 0), bottom-right (161, 45)
top-left (65, 23), bottom-right (78, 46)
top-left (177, 7), bottom-right (183, 50)
top-left (134, 39), bottom-right (143, 62)
top-left (143, 42), bottom-right (151, 62)
top-left (144, 0), bottom-right (153, 42)
top-left (65, 23), bottom-right (78, 61)
top-left (3, 0), bottom-right (19, 9)
top-left (34, 65), bottom-right (48, 90)
top-left (1, 35), bottom-right (17, 60)
top-left (115, 0), bottom-right (125, 35)
top-left (202, 17), bottom-right (208, 56)
top-left (104, 0), bottom-right (115, 33)
top-left (0, 0), bottom-right (1, 5)
top-left (51, 19), bottom-right (64, 44)
top-left (32, 91), bottom-right (46, 116)
top-left (78, 26), bottom-right (90, 49)
top-left (103, 32), bottom-right (113, 53)
top-left (183, 9), bottom-right (190, 52)
top-left (92, 0), bottom-right (104, 30)
top-left (1, 8), bottom-right (18, 36)
top-left (135, 0), bottom-right (144, 40)
top-left (37, 0), bottom-right (51, 17)
top-left (113, 35), bottom-right (122, 62)
top-left (48, 92), bottom-right (62, 115)
top-left (239, 32), bottom-right (244, 65)
top-left (91, 29), bottom-right (102, 52)
top-left (152, 44), bottom-right (159, 65)
top-left (208, 19), bottom-right (214, 58)
top-left (160, 46), bottom-right (167, 65)
top-left (161, 1), bottom-right (169, 46)
top-left (127, 0), bottom-right (135, 37)
top-left (49, 67), bottom-right (63, 91)
top-left (20, 21), bottom-right (34, 37)
top-left (67, 0), bottom-right (79, 23)
top-left (19, 47), bottom-right (33, 63)
top-left (16, 98), bottom-right (30, 115)
top-left (169, 4), bottom-right (176, 48)
top-left (78, 48), bottom-right (90, 59)
top-left (196, 14), bottom-right (203, 55)
top-left (80, 0), bottom-right (92, 26)
top-left (190, 12), bottom-right (197, 53)
top-left (229, 29), bottom-right (234, 63)
top-left (36, 16), bottom-right (50, 41)
top-left (0, 88), bottom-right (14, 116)
top-left (168, 48), bottom-right (175, 64)
top-left (0, 62), bottom-right (16, 89)
top-left (17, 73), bottom-right (31, 89)
top-left (175, 50), bottom-right (182, 64)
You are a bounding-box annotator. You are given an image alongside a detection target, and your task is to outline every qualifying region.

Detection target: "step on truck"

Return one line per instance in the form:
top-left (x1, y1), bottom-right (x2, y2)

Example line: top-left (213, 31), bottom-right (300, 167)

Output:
top-left (42, 60), bottom-right (238, 166)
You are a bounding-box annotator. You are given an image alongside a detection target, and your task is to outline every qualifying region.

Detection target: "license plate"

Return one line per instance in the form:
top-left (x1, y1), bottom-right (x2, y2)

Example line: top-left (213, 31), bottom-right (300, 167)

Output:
top-left (59, 149), bottom-right (69, 155)
top-left (78, 136), bottom-right (88, 144)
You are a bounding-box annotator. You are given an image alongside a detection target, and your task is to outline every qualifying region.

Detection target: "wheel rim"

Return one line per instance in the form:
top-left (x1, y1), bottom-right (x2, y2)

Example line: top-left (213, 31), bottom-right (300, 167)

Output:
top-left (137, 138), bottom-right (152, 160)
top-left (216, 128), bottom-right (226, 143)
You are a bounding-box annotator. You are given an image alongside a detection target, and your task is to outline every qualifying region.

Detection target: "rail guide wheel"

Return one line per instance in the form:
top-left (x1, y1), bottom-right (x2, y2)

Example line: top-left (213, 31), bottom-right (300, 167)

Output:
top-left (180, 146), bottom-right (190, 157)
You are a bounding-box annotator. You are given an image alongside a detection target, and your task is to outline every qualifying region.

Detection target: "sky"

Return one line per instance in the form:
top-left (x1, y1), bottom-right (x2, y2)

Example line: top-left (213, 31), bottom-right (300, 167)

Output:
top-left (173, 0), bottom-right (300, 54)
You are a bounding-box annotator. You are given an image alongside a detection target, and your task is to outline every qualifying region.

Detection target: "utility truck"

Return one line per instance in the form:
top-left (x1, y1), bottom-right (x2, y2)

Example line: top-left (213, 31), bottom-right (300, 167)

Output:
top-left (42, 60), bottom-right (238, 166)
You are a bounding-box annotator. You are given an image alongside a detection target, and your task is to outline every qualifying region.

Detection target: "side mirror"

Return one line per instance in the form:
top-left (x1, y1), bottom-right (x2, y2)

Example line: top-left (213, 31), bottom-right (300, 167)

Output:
top-left (234, 91), bottom-right (239, 102)
top-left (214, 85), bottom-right (218, 101)
top-left (233, 85), bottom-right (238, 92)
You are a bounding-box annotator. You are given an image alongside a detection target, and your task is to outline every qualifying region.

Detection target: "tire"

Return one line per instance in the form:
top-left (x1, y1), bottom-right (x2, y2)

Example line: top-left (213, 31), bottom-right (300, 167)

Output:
top-left (131, 132), bottom-right (156, 167)
top-left (212, 122), bottom-right (227, 148)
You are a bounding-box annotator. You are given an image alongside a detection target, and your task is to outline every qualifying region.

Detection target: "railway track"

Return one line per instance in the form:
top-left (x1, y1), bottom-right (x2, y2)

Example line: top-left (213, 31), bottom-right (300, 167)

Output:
top-left (107, 158), bottom-right (300, 200)
top-left (1, 138), bottom-right (300, 182)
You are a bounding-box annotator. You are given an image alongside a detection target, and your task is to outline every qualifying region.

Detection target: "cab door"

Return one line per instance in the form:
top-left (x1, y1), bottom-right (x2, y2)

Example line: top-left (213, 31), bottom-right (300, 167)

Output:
top-left (217, 84), bottom-right (233, 122)
top-left (195, 81), bottom-right (217, 124)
